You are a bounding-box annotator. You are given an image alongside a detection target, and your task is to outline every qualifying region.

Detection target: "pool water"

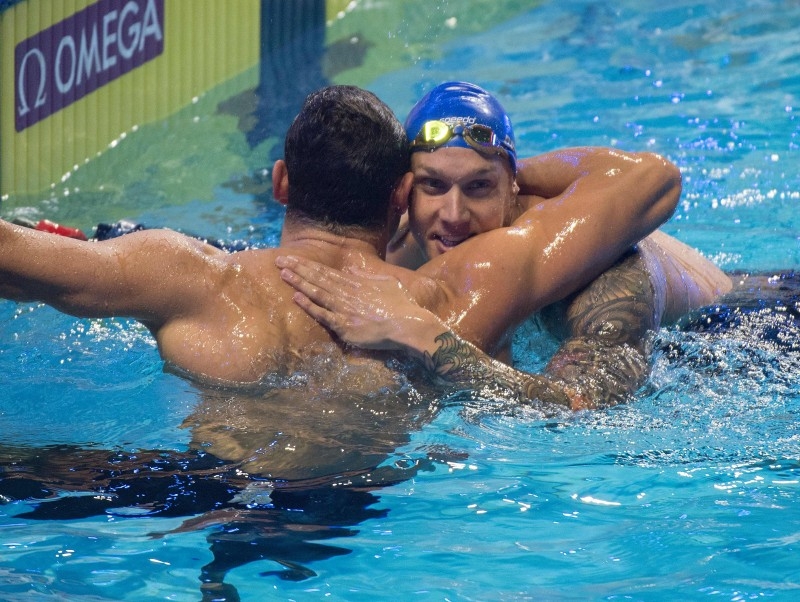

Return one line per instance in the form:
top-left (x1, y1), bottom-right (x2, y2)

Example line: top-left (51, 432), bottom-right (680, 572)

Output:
top-left (2, 0), bottom-right (800, 599)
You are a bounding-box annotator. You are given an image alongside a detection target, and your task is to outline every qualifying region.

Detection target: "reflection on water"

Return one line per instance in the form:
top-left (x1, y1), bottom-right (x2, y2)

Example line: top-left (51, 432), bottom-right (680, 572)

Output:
top-left (1, 0), bottom-right (800, 599)
top-left (0, 288), bottom-right (453, 599)
top-left (0, 443), bottom-right (425, 595)
top-left (0, 363), bottom-right (443, 598)
top-left (182, 355), bottom-right (439, 480)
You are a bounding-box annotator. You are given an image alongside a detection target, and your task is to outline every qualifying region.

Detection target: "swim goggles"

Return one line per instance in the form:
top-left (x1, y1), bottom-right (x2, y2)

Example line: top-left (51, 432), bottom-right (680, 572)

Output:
top-left (410, 119), bottom-right (515, 163)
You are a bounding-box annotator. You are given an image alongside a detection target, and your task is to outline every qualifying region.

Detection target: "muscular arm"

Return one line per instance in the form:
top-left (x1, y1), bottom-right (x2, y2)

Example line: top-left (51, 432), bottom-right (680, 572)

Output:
top-left (537, 249), bottom-right (658, 408)
top-left (0, 220), bottom-right (222, 327)
top-left (415, 148), bottom-right (679, 352)
top-left (517, 148), bottom-right (645, 200)
top-left (410, 250), bottom-right (658, 409)
top-left (277, 250), bottom-right (661, 410)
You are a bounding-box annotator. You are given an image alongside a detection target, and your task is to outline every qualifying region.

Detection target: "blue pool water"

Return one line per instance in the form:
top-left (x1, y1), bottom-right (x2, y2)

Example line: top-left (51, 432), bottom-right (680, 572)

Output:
top-left (2, 0), bottom-right (800, 599)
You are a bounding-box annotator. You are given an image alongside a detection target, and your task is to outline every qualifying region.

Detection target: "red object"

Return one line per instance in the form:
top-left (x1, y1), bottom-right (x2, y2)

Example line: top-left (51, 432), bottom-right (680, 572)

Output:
top-left (35, 219), bottom-right (88, 241)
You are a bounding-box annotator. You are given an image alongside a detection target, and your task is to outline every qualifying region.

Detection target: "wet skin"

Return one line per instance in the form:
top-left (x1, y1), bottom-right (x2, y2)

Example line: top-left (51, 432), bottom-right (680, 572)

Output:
top-left (407, 146), bottom-right (519, 261)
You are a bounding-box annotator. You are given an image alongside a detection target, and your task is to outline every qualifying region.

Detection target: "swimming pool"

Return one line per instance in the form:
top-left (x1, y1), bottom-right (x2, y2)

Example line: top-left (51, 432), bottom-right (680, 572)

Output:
top-left (2, 0), bottom-right (800, 599)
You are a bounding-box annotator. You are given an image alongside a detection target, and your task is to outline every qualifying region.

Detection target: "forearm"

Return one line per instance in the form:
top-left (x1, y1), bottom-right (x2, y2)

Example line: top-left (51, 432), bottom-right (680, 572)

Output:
top-left (424, 328), bottom-right (650, 410)
top-left (537, 249), bottom-right (658, 409)
top-left (389, 299), bottom-right (651, 410)
top-left (544, 337), bottom-right (650, 410)
top-left (516, 147), bottom-right (681, 238)
top-left (397, 317), bottom-right (575, 407)
top-left (432, 330), bottom-right (577, 406)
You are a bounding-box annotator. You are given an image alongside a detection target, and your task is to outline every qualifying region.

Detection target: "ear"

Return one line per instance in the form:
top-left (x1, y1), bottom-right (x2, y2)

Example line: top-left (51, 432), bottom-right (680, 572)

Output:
top-left (392, 171), bottom-right (413, 215)
top-left (272, 160), bottom-right (290, 206)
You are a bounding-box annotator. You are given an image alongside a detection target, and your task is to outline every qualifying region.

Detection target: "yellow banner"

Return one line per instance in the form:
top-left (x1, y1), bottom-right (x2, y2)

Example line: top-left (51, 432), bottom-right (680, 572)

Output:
top-left (1, 0), bottom-right (260, 198)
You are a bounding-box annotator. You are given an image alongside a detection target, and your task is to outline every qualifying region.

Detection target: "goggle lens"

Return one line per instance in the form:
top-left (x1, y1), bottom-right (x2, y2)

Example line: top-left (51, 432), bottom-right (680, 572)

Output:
top-left (420, 121), bottom-right (452, 145)
top-left (466, 124), bottom-right (495, 146)
top-left (412, 120), bottom-right (500, 152)
top-left (410, 119), bottom-right (515, 172)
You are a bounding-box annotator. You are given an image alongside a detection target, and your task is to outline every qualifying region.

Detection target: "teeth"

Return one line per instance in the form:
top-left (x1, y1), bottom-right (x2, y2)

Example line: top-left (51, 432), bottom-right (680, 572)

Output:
top-left (436, 234), bottom-right (467, 247)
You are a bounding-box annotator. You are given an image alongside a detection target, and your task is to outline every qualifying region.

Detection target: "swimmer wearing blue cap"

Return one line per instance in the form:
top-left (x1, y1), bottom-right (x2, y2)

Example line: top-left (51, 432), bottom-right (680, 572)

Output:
top-left (283, 82), bottom-right (735, 410)
top-left (388, 81), bottom-right (523, 267)
top-left (406, 81), bottom-right (518, 173)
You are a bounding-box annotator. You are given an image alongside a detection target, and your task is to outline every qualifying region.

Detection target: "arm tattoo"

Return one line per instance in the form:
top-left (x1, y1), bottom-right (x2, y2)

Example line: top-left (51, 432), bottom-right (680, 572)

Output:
top-left (547, 249), bottom-right (657, 345)
top-left (423, 331), bottom-right (573, 407)
top-left (543, 249), bottom-right (658, 408)
top-left (418, 249), bottom-right (659, 410)
top-left (424, 331), bottom-right (495, 380)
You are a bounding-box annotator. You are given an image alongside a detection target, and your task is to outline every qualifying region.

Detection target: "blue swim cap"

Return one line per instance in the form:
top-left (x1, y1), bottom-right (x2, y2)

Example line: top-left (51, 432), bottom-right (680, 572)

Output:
top-left (405, 81), bottom-right (517, 173)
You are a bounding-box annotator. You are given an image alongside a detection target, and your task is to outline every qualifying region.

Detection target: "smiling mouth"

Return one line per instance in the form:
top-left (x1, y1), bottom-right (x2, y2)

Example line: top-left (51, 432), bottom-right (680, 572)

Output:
top-left (434, 233), bottom-right (471, 249)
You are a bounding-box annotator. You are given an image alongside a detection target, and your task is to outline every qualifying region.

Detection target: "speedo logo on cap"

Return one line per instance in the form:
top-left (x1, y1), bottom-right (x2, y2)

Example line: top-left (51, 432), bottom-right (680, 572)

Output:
top-left (439, 116), bottom-right (477, 126)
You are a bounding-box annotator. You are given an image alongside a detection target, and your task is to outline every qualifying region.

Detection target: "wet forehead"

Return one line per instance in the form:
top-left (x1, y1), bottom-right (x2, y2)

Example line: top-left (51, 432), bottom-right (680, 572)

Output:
top-left (411, 146), bottom-right (509, 180)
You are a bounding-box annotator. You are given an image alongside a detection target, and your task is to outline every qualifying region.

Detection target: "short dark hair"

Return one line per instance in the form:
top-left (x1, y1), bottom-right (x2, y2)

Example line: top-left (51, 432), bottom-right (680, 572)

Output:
top-left (283, 85), bottom-right (410, 231)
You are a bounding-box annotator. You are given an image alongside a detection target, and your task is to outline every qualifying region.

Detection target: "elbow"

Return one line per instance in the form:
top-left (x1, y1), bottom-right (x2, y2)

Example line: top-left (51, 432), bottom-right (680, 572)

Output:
top-left (641, 152), bottom-right (682, 228)
top-left (662, 157), bottom-right (682, 217)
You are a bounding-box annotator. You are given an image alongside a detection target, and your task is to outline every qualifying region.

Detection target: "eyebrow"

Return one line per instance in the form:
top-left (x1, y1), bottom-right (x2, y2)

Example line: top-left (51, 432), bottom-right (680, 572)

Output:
top-left (413, 164), bottom-right (499, 179)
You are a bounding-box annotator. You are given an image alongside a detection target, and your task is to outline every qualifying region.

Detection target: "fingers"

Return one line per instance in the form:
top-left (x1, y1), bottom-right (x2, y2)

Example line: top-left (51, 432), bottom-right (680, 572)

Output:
top-left (279, 265), bottom-right (338, 309)
top-left (343, 265), bottom-right (394, 284)
top-left (274, 255), bottom-right (410, 351)
top-left (291, 290), bottom-right (339, 332)
top-left (276, 255), bottom-right (360, 291)
top-left (276, 257), bottom-right (365, 333)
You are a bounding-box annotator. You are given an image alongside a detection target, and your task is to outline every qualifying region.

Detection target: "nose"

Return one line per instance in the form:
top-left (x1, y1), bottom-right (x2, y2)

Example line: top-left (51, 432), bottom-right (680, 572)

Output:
top-left (439, 188), bottom-right (469, 224)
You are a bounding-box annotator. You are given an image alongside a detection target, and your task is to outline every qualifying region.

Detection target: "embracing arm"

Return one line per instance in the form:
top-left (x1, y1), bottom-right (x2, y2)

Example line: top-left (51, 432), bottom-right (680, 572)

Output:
top-left (514, 147), bottom-right (679, 233)
top-left (0, 220), bottom-right (221, 326)
top-left (512, 148), bottom-right (681, 294)
top-left (537, 249), bottom-right (658, 409)
top-left (386, 286), bottom-right (655, 410)
top-left (407, 329), bottom-right (578, 408)
top-left (277, 248), bottom-right (659, 410)
top-left (275, 255), bottom-right (573, 405)
top-left (416, 148), bottom-right (679, 351)
top-left (424, 247), bottom-right (659, 409)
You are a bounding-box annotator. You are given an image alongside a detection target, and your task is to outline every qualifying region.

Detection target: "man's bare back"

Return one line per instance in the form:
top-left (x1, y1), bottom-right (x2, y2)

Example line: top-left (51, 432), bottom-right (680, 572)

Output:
top-left (153, 236), bottom-right (406, 387)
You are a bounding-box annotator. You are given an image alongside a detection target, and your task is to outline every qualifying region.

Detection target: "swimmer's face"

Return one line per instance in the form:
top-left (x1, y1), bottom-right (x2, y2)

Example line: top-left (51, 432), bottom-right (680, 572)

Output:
top-left (408, 146), bottom-right (517, 260)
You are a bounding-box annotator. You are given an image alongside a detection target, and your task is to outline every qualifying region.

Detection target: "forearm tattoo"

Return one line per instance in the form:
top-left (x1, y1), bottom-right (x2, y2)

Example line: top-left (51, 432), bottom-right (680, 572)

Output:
top-left (423, 331), bottom-right (573, 407)
top-left (424, 331), bottom-right (495, 380)
top-left (546, 338), bottom-right (650, 408)
top-left (543, 249), bottom-right (658, 408)
top-left (422, 249), bottom-right (659, 410)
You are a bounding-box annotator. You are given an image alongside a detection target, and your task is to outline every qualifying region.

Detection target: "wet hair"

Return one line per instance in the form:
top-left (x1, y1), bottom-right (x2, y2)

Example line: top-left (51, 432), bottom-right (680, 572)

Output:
top-left (283, 85), bottom-right (410, 231)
